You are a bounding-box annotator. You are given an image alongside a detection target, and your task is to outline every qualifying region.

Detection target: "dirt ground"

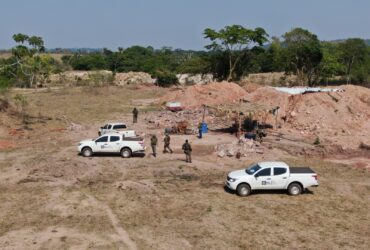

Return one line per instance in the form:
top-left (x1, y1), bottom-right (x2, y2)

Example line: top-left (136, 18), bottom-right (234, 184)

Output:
top-left (0, 85), bottom-right (369, 250)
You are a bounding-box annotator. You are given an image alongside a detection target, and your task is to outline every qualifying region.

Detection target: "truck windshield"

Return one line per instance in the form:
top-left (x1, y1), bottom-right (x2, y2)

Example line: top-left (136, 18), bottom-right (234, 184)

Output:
top-left (246, 164), bottom-right (261, 175)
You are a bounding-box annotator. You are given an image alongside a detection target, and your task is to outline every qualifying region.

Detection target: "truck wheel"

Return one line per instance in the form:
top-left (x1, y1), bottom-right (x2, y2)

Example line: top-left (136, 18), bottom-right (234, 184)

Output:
top-left (288, 183), bottom-right (302, 196)
top-left (82, 147), bottom-right (93, 157)
top-left (236, 184), bottom-right (251, 196)
top-left (121, 148), bottom-right (132, 158)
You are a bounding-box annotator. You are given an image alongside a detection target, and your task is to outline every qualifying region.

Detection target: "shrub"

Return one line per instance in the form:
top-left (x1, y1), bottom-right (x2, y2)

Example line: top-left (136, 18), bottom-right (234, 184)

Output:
top-left (314, 137), bottom-right (320, 145)
top-left (0, 76), bottom-right (11, 94)
top-left (153, 71), bottom-right (178, 87)
top-left (243, 113), bottom-right (257, 132)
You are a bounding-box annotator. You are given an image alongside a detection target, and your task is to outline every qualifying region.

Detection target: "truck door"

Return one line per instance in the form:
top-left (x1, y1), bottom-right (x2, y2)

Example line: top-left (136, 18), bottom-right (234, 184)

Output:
top-left (108, 135), bottom-right (121, 152)
top-left (270, 167), bottom-right (289, 189)
top-left (253, 168), bottom-right (272, 190)
top-left (106, 124), bottom-right (112, 134)
top-left (95, 136), bottom-right (110, 152)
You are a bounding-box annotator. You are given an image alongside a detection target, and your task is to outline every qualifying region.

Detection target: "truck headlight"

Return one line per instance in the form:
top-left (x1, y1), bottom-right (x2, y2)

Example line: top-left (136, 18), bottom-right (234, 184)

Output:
top-left (228, 178), bottom-right (237, 182)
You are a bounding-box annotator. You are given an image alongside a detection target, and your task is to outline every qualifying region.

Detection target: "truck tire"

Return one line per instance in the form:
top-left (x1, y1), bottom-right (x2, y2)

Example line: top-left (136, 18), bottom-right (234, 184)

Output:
top-left (120, 148), bottom-right (132, 158)
top-left (288, 183), bottom-right (302, 196)
top-left (82, 147), bottom-right (93, 157)
top-left (236, 183), bottom-right (251, 196)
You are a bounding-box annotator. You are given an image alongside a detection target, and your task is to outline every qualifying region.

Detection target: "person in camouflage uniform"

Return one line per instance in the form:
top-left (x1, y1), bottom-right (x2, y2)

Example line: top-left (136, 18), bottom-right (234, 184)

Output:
top-left (132, 108), bottom-right (138, 123)
top-left (163, 134), bottom-right (173, 153)
top-left (182, 139), bottom-right (192, 163)
top-left (150, 134), bottom-right (158, 157)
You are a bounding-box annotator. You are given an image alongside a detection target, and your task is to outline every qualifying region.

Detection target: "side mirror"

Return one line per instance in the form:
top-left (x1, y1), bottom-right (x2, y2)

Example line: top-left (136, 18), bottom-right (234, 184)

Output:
top-left (255, 174), bottom-right (259, 178)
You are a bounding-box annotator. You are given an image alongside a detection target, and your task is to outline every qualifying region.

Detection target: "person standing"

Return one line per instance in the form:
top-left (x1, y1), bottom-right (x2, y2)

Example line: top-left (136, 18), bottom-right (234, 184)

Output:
top-left (198, 122), bottom-right (203, 139)
top-left (132, 108), bottom-right (138, 123)
top-left (182, 139), bottom-right (192, 163)
top-left (163, 133), bottom-right (173, 154)
top-left (150, 134), bottom-right (158, 157)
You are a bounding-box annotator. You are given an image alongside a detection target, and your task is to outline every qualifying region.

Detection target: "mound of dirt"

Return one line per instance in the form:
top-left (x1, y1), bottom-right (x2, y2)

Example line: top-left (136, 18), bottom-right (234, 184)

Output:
top-left (246, 85), bottom-right (370, 149)
top-left (49, 70), bottom-right (113, 86)
top-left (241, 72), bottom-right (298, 86)
top-left (242, 82), bottom-right (263, 93)
top-left (162, 81), bottom-right (247, 108)
top-left (114, 72), bottom-right (156, 86)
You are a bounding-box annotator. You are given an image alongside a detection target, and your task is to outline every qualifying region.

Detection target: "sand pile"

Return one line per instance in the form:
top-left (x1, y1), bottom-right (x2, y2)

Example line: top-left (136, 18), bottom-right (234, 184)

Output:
top-left (241, 72), bottom-right (298, 86)
top-left (216, 137), bottom-right (264, 158)
top-left (49, 70), bottom-right (113, 85)
top-left (162, 81), bottom-right (247, 108)
top-left (145, 109), bottom-right (211, 130)
top-left (246, 85), bottom-right (370, 148)
top-left (114, 72), bottom-right (156, 85)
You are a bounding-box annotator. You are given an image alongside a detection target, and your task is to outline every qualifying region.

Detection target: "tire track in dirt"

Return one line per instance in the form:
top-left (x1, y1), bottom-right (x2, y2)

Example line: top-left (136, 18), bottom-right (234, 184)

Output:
top-left (86, 195), bottom-right (137, 250)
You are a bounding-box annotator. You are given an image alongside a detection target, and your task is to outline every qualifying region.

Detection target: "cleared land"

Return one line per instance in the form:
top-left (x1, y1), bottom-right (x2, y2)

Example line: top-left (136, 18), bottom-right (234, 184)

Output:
top-left (0, 84), bottom-right (369, 249)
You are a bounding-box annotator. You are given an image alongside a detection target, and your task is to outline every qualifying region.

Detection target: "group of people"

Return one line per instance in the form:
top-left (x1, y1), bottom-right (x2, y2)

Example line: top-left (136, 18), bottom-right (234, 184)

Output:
top-left (150, 134), bottom-right (192, 163)
top-left (132, 108), bottom-right (193, 163)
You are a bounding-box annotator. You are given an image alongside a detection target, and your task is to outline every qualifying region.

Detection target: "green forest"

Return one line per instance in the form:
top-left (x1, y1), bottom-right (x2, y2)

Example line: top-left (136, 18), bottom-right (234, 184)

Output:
top-left (1, 25), bottom-right (370, 89)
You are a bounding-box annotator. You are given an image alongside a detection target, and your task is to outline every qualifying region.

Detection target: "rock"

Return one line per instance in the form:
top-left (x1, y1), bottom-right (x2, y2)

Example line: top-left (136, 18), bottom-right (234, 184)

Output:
top-left (114, 72), bottom-right (156, 85)
top-left (240, 72), bottom-right (298, 86)
top-left (217, 150), bottom-right (226, 158)
top-left (226, 148), bottom-right (235, 157)
top-left (49, 70), bottom-right (113, 86)
top-left (67, 123), bottom-right (83, 131)
top-left (176, 74), bottom-right (214, 85)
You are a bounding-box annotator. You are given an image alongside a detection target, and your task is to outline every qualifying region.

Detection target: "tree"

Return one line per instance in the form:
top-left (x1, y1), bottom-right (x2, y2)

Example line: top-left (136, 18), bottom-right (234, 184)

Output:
top-left (282, 28), bottom-right (323, 86)
top-left (1, 33), bottom-right (55, 88)
top-left (70, 53), bottom-right (107, 70)
top-left (12, 33), bottom-right (29, 44)
top-left (320, 42), bottom-right (344, 84)
top-left (204, 25), bottom-right (268, 81)
top-left (177, 55), bottom-right (211, 74)
top-left (338, 38), bottom-right (368, 84)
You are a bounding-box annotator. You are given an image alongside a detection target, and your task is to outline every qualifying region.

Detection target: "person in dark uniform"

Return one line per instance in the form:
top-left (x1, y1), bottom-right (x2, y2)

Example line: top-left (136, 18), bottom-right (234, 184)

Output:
top-left (163, 134), bottom-right (173, 153)
top-left (182, 139), bottom-right (192, 163)
top-left (150, 134), bottom-right (158, 157)
top-left (198, 122), bottom-right (203, 139)
top-left (132, 108), bottom-right (138, 123)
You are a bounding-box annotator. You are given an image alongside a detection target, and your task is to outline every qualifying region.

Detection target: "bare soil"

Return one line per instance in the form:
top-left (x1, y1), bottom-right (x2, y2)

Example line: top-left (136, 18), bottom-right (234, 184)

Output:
top-left (0, 85), bottom-right (369, 250)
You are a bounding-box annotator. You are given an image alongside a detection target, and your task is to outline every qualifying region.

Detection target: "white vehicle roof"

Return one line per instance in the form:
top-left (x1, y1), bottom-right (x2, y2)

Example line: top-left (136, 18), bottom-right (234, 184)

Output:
top-left (258, 161), bottom-right (289, 168)
top-left (98, 133), bottom-right (124, 137)
top-left (104, 122), bottom-right (127, 126)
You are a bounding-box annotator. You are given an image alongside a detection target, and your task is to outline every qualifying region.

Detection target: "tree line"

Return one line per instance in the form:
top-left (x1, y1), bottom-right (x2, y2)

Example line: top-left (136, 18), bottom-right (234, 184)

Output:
top-left (1, 25), bottom-right (370, 89)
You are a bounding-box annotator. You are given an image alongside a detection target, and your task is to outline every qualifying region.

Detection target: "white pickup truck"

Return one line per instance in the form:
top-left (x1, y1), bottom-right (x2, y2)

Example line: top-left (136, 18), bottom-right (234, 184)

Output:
top-left (226, 161), bottom-right (319, 196)
top-left (78, 133), bottom-right (145, 158)
top-left (98, 123), bottom-right (136, 137)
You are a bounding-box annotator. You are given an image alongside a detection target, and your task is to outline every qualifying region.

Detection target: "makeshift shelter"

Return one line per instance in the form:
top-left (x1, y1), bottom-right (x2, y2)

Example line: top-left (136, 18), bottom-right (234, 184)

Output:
top-left (206, 99), bottom-right (280, 133)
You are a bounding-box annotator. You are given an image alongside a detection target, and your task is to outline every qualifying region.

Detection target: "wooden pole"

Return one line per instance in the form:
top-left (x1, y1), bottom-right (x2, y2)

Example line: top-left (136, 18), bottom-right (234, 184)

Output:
top-left (202, 105), bottom-right (206, 123)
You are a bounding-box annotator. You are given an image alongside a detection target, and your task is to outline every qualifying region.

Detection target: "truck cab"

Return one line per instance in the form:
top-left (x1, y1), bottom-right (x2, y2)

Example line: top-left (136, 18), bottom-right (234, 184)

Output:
top-left (98, 123), bottom-right (136, 137)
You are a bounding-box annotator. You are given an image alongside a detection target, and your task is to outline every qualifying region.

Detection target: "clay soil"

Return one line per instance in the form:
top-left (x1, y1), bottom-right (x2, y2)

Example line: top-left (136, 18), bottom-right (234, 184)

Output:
top-left (0, 85), bottom-right (369, 250)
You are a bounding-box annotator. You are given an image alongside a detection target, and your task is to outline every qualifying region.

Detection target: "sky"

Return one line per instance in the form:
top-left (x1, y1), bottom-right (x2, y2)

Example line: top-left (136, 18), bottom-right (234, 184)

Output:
top-left (0, 0), bottom-right (369, 50)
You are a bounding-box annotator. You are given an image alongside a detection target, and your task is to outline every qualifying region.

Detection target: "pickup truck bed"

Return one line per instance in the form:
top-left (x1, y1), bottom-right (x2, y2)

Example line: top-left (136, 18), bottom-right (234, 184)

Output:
top-left (122, 137), bottom-right (144, 141)
top-left (290, 167), bottom-right (315, 174)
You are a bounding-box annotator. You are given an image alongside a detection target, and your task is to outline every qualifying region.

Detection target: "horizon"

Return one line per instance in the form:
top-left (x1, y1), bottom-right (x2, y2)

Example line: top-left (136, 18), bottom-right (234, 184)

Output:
top-left (1, 0), bottom-right (370, 50)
